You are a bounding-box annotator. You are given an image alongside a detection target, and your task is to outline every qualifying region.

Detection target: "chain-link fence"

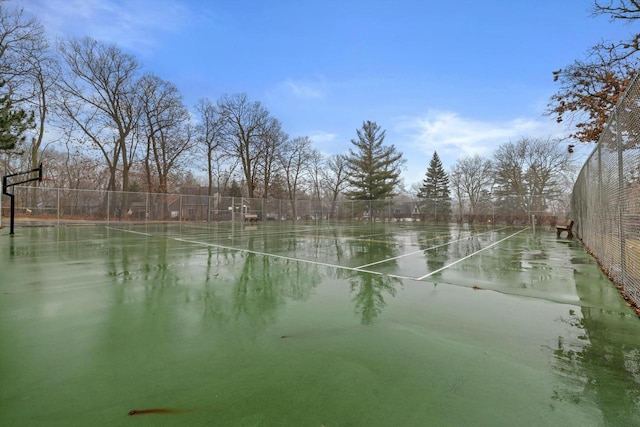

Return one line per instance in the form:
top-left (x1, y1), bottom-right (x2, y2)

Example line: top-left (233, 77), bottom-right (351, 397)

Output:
top-left (1, 185), bottom-right (567, 227)
top-left (572, 74), bottom-right (640, 306)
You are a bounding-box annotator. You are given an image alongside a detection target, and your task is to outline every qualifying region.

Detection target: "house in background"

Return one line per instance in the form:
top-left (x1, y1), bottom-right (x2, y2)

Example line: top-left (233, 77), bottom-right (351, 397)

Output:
top-left (170, 186), bottom-right (223, 221)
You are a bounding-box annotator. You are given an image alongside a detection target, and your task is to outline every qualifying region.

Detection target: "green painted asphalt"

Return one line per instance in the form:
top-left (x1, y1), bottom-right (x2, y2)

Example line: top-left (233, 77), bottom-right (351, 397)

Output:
top-left (1, 224), bottom-right (640, 426)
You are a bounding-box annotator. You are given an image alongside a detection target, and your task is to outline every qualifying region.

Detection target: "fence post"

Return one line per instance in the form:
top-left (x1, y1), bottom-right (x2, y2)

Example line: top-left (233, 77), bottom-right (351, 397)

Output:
top-left (597, 141), bottom-right (603, 255)
top-left (616, 108), bottom-right (627, 285)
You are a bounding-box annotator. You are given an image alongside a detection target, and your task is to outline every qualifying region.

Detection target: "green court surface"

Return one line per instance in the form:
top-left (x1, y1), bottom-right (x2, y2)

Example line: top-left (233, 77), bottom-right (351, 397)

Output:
top-left (2, 222), bottom-right (640, 426)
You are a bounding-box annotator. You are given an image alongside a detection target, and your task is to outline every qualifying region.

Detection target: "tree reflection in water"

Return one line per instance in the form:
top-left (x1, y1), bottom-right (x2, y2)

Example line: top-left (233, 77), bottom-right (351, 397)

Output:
top-left (341, 270), bottom-right (401, 324)
top-left (419, 230), bottom-right (452, 273)
top-left (550, 306), bottom-right (640, 424)
top-left (342, 228), bottom-right (403, 324)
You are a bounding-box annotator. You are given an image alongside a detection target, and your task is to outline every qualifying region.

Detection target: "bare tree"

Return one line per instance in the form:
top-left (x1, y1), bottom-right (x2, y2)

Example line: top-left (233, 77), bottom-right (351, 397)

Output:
top-left (217, 93), bottom-right (276, 199)
top-left (43, 146), bottom-right (105, 190)
top-left (592, 1), bottom-right (640, 22)
top-left (307, 148), bottom-right (324, 201)
top-left (56, 37), bottom-right (140, 193)
top-left (195, 97), bottom-right (225, 195)
top-left (278, 136), bottom-right (314, 218)
top-left (0, 3), bottom-right (45, 96)
top-left (450, 154), bottom-right (493, 222)
top-left (0, 3), bottom-right (53, 160)
top-left (492, 137), bottom-right (574, 219)
top-left (322, 153), bottom-right (349, 218)
top-left (138, 73), bottom-right (193, 194)
top-left (24, 48), bottom-right (59, 172)
top-left (257, 119), bottom-right (287, 199)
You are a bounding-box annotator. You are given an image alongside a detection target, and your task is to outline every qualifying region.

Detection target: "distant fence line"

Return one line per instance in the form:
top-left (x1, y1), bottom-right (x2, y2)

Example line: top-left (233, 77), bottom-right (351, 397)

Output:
top-left (571, 73), bottom-right (640, 308)
top-left (1, 185), bottom-right (567, 227)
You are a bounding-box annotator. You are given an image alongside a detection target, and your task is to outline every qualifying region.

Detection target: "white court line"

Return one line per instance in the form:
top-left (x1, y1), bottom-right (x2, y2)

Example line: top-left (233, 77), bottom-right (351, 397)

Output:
top-left (176, 223), bottom-right (336, 240)
top-left (416, 228), bottom-right (529, 280)
top-left (173, 224), bottom-right (416, 246)
top-left (354, 227), bottom-right (508, 269)
top-left (107, 224), bottom-right (521, 283)
top-left (105, 226), bottom-right (152, 236)
top-left (174, 237), bottom-right (417, 281)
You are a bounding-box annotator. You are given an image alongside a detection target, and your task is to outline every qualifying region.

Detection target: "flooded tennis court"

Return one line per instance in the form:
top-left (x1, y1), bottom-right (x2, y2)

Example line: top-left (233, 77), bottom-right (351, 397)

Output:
top-left (2, 222), bottom-right (640, 426)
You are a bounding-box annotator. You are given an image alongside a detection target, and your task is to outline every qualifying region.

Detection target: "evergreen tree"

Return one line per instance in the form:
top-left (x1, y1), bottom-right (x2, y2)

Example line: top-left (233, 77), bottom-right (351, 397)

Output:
top-left (418, 152), bottom-right (452, 222)
top-left (227, 179), bottom-right (243, 197)
top-left (344, 120), bottom-right (404, 200)
top-left (0, 81), bottom-right (34, 151)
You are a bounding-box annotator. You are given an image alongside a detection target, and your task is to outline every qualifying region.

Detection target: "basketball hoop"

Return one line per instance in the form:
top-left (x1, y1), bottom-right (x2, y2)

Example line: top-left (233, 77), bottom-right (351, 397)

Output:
top-left (41, 177), bottom-right (54, 182)
top-left (2, 163), bottom-right (44, 235)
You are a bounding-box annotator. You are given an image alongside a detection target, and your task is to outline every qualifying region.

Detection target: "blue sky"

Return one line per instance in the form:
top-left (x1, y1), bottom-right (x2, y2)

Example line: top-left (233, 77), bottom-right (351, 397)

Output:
top-left (19, 0), bottom-right (636, 186)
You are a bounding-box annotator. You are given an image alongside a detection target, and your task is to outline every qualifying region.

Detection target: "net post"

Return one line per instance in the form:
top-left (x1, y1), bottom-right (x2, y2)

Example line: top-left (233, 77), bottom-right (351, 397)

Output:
top-left (531, 214), bottom-right (536, 235)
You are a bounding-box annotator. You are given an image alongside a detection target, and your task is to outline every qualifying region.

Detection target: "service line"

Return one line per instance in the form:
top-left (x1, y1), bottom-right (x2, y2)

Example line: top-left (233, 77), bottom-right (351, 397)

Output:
top-left (416, 228), bottom-right (529, 280)
top-left (174, 237), bottom-right (417, 281)
top-left (106, 226), bottom-right (152, 236)
top-left (354, 227), bottom-right (508, 269)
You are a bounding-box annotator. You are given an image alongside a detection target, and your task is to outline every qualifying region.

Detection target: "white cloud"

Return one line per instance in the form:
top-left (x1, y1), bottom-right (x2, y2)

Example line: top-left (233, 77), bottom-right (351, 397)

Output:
top-left (396, 110), bottom-right (562, 159)
top-left (277, 77), bottom-right (326, 100)
top-left (393, 110), bottom-right (568, 186)
top-left (306, 130), bottom-right (341, 156)
top-left (24, 0), bottom-right (198, 54)
top-left (308, 130), bottom-right (337, 144)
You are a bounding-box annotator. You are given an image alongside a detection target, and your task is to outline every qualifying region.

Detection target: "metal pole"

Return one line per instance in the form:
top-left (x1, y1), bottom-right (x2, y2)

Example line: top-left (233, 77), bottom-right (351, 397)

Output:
top-left (9, 192), bottom-right (14, 235)
top-left (616, 109), bottom-right (627, 285)
top-left (531, 214), bottom-right (536, 235)
top-left (0, 174), bottom-right (4, 229)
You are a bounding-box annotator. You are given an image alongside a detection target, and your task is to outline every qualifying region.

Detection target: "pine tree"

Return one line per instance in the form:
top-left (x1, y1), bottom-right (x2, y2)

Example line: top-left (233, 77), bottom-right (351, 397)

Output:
top-left (227, 179), bottom-right (243, 197)
top-left (0, 81), bottom-right (34, 151)
top-left (344, 120), bottom-right (405, 200)
top-left (418, 152), bottom-right (452, 222)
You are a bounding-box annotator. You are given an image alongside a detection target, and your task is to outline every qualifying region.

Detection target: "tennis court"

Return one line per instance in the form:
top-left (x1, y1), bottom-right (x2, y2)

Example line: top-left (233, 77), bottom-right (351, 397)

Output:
top-left (2, 222), bottom-right (640, 426)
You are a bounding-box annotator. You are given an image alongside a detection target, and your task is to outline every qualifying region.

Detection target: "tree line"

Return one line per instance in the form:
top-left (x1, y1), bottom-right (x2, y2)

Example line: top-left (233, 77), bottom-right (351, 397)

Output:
top-left (0, 4), bottom-right (406, 205)
top-left (416, 137), bottom-right (575, 222)
top-left (0, 1), bottom-right (621, 220)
